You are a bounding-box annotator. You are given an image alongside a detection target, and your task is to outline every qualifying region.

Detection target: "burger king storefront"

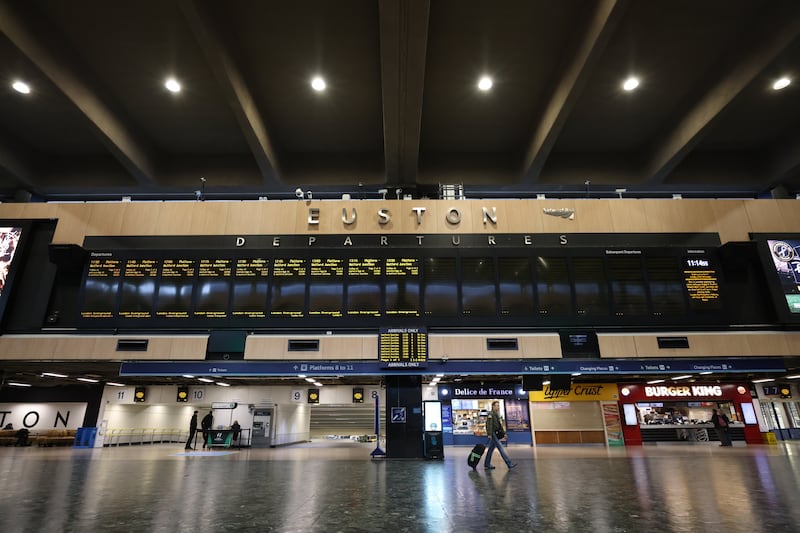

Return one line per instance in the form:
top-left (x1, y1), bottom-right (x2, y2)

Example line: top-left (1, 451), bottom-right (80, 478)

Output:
top-left (618, 383), bottom-right (762, 445)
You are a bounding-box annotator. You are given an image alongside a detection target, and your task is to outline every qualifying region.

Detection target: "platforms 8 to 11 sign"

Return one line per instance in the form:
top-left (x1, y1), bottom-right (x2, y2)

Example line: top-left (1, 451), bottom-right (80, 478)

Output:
top-left (378, 327), bottom-right (428, 368)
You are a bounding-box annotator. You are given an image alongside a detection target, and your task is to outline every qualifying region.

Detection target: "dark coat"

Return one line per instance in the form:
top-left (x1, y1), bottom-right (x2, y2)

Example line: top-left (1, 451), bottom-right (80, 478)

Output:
top-left (189, 414), bottom-right (198, 432)
top-left (201, 413), bottom-right (213, 430)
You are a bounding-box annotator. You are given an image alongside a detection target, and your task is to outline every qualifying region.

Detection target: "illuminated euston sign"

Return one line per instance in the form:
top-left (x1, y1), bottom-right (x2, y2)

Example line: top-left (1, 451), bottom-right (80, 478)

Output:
top-left (644, 385), bottom-right (723, 397)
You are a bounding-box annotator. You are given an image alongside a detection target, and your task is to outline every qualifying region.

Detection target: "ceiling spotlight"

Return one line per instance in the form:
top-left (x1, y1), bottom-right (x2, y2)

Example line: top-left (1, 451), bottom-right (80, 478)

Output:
top-left (773, 77), bottom-right (791, 90)
top-left (165, 78), bottom-right (182, 93)
top-left (311, 76), bottom-right (326, 92)
top-left (622, 76), bottom-right (640, 91)
top-left (12, 80), bottom-right (31, 94)
top-left (477, 76), bottom-right (493, 91)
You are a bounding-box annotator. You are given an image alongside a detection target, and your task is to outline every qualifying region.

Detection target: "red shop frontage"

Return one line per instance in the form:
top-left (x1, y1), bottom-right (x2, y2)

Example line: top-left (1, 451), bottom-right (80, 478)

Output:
top-left (617, 383), bottom-right (762, 445)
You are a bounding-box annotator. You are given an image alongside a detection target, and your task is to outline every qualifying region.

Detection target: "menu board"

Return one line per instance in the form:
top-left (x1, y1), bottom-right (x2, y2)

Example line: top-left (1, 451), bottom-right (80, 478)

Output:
top-left (379, 327), bottom-right (428, 368)
top-left (270, 258), bottom-right (306, 317)
top-left (232, 258), bottom-right (269, 318)
top-left (683, 257), bottom-right (720, 310)
top-left (81, 257), bottom-right (122, 318)
top-left (119, 258), bottom-right (157, 318)
top-left (195, 258), bottom-right (232, 318)
top-left (347, 258), bottom-right (382, 316)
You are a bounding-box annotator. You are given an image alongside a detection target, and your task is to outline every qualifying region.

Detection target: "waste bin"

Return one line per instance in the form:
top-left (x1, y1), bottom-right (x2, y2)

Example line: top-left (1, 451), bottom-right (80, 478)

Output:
top-left (74, 427), bottom-right (97, 448)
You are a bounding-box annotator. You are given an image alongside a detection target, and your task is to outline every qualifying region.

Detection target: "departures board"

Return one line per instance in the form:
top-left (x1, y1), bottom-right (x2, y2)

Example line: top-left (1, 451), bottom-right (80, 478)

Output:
top-left (77, 241), bottom-right (726, 330)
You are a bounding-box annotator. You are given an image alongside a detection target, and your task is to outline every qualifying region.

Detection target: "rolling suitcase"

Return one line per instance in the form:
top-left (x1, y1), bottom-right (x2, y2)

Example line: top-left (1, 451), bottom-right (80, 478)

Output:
top-left (467, 443), bottom-right (486, 469)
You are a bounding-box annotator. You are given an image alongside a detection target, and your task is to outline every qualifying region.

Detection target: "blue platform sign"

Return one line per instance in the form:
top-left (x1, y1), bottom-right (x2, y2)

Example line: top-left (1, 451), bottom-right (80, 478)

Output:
top-left (120, 357), bottom-right (785, 377)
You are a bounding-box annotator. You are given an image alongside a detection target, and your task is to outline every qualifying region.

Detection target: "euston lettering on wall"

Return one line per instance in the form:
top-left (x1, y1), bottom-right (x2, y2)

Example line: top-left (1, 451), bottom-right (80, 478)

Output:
top-left (0, 403), bottom-right (88, 430)
top-left (644, 385), bottom-right (723, 398)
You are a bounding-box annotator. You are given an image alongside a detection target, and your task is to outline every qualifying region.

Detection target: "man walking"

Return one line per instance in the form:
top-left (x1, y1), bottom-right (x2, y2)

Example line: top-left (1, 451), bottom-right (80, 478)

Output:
top-left (201, 411), bottom-right (213, 449)
top-left (185, 410), bottom-right (198, 450)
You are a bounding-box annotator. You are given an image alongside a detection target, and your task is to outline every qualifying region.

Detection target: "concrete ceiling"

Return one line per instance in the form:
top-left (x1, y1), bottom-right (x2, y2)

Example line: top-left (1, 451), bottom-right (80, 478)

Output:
top-left (1, 0), bottom-right (799, 201)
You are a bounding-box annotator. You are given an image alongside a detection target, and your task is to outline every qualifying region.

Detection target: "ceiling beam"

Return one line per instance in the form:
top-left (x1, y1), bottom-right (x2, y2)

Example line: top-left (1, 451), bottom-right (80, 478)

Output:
top-left (178, 0), bottom-right (282, 188)
top-left (767, 133), bottom-right (800, 191)
top-left (378, 0), bottom-right (430, 187)
top-left (0, 133), bottom-right (38, 191)
top-left (0, 1), bottom-right (158, 188)
top-left (521, 0), bottom-right (629, 183)
top-left (643, 16), bottom-right (800, 185)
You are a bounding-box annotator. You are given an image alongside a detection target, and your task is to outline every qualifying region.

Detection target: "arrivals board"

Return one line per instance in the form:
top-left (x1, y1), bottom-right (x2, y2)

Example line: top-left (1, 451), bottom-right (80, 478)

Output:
top-left (378, 327), bottom-right (428, 368)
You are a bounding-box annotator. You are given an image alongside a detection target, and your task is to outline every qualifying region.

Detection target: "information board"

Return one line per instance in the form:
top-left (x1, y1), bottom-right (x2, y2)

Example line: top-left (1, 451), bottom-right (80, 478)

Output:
top-left (379, 327), bottom-right (428, 368)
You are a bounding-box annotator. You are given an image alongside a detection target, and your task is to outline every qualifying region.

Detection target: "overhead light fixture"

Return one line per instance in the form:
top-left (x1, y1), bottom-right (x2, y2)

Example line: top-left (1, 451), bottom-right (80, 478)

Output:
top-left (752, 378), bottom-right (775, 383)
top-left (313, 382), bottom-right (323, 387)
top-left (311, 76), bottom-right (326, 92)
top-left (182, 375), bottom-right (195, 379)
top-left (622, 76), bottom-right (640, 91)
top-left (542, 380), bottom-right (551, 385)
top-left (216, 382), bottom-right (231, 387)
top-left (305, 377), bottom-right (316, 383)
top-left (477, 76), bottom-right (493, 91)
top-left (297, 374), bottom-right (307, 378)
top-left (42, 372), bottom-right (68, 378)
top-left (165, 77), bottom-right (181, 93)
top-left (77, 377), bottom-right (99, 383)
top-left (197, 377), bottom-right (214, 383)
top-left (786, 374), bottom-right (800, 379)
top-left (671, 375), bottom-right (693, 381)
top-left (647, 379), bottom-right (665, 384)
top-left (12, 80), bottom-right (31, 94)
top-left (699, 371), bottom-right (713, 375)
top-left (571, 373), bottom-right (582, 377)
top-left (773, 77), bottom-right (791, 90)
top-left (8, 382), bottom-right (32, 387)
top-left (107, 382), bottom-right (125, 387)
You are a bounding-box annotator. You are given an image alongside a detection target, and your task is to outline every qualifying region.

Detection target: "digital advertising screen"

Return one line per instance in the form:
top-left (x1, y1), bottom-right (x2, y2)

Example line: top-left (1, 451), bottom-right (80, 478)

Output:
top-left (761, 237), bottom-right (800, 321)
top-left (0, 225), bottom-right (26, 325)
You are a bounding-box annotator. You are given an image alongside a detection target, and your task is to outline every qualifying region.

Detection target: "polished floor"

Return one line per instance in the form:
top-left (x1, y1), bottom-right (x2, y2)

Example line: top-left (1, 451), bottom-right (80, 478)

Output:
top-left (1, 440), bottom-right (800, 532)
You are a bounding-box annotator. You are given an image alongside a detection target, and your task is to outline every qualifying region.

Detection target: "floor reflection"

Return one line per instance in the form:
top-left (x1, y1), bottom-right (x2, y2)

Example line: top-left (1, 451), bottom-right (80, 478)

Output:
top-left (1, 442), bottom-right (799, 532)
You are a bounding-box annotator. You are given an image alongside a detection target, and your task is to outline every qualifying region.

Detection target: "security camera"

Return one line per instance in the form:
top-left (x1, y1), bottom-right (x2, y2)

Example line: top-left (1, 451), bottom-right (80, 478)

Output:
top-left (295, 188), bottom-right (304, 199)
top-left (395, 188), bottom-right (402, 199)
top-left (306, 190), bottom-right (313, 200)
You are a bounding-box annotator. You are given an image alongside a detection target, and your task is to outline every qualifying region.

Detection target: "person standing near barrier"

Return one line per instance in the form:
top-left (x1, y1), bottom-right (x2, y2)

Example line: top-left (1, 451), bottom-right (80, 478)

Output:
top-left (185, 411), bottom-right (198, 450)
top-left (484, 401), bottom-right (517, 470)
top-left (201, 411), bottom-right (213, 449)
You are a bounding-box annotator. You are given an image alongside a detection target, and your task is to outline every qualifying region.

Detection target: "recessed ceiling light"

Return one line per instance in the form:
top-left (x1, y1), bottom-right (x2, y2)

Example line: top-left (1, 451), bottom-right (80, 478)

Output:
top-left (165, 78), bottom-right (181, 93)
top-left (647, 379), bottom-right (665, 384)
top-left (42, 372), bottom-right (68, 378)
top-left (215, 382), bottom-right (231, 387)
top-left (107, 382), bottom-right (125, 387)
top-left (313, 382), bottom-right (323, 387)
top-left (311, 76), bottom-right (326, 92)
top-left (8, 382), bottom-right (31, 387)
top-left (182, 375), bottom-right (195, 379)
top-left (622, 76), bottom-right (640, 91)
top-left (12, 80), bottom-right (31, 94)
top-left (773, 77), bottom-right (791, 90)
top-left (671, 375), bottom-right (692, 381)
top-left (786, 374), bottom-right (800, 379)
top-left (197, 377), bottom-right (214, 383)
top-left (752, 378), bottom-right (775, 383)
top-left (477, 76), bottom-right (493, 91)
top-left (77, 377), bottom-right (99, 383)
top-left (699, 372), bottom-right (713, 375)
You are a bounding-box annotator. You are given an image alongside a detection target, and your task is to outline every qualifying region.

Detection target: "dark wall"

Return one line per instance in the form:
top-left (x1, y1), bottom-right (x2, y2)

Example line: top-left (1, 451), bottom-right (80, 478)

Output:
top-left (718, 242), bottom-right (776, 325)
top-left (0, 384), bottom-right (104, 427)
top-left (385, 375), bottom-right (423, 458)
